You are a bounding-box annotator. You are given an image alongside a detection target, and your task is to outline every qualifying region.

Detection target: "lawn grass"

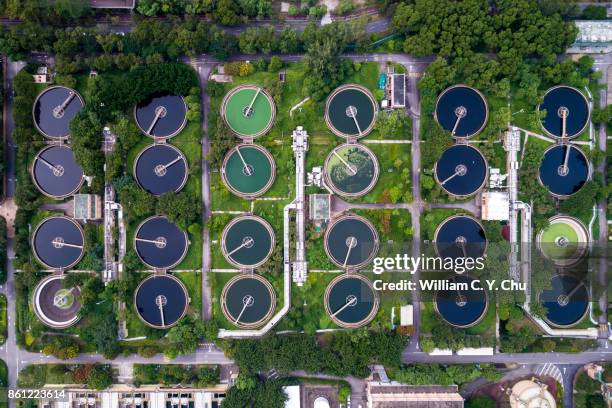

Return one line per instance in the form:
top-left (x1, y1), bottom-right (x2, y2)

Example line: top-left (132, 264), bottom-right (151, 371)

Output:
top-left (175, 271), bottom-right (202, 315)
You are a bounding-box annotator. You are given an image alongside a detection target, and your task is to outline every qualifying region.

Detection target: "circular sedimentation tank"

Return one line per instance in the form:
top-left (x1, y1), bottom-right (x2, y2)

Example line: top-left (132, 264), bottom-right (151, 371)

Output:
top-left (538, 274), bottom-right (588, 328)
top-left (324, 143), bottom-right (379, 197)
top-left (434, 215), bottom-right (487, 260)
top-left (33, 275), bottom-right (81, 329)
top-left (324, 215), bottom-right (379, 270)
top-left (32, 145), bottom-right (84, 199)
top-left (539, 86), bottom-right (590, 139)
top-left (135, 93), bottom-right (187, 139)
top-left (434, 144), bottom-right (487, 197)
top-left (325, 84), bottom-right (377, 139)
top-left (221, 216), bottom-right (275, 269)
top-left (134, 216), bottom-right (189, 270)
top-left (539, 144), bottom-right (589, 198)
top-left (324, 273), bottom-right (379, 328)
top-left (134, 144), bottom-right (188, 196)
top-left (221, 85), bottom-right (276, 139)
top-left (33, 86), bottom-right (84, 139)
top-left (434, 275), bottom-right (488, 328)
top-left (32, 216), bottom-right (85, 270)
top-left (221, 144), bottom-right (276, 198)
top-left (434, 85), bottom-right (488, 138)
top-left (536, 215), bottom-right (588, 266)
top-left (221, 274), bottom-right (276, 328)
top-left (134, 274), bottom-right (189, 329)
top-left (509, 380), bottom-right (556, 408)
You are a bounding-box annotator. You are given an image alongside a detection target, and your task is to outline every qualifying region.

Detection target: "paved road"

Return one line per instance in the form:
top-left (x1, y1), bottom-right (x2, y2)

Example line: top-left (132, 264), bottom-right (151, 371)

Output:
top-left (191, 60), bottom-right (215, 320)
top-left (402, 351), bottom-right (612, 365)
top-left (0, 56), bottom-right (26, 405)
top-left (593, 54), bottom-right (610, 342)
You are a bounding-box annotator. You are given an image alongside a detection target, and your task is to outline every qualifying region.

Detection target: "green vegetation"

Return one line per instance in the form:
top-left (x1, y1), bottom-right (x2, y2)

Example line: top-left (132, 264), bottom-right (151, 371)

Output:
top-left (18, 364), bottom-right (113, 390)
top-left (0, 217), bottom-right (6, 283)
top-left (390, 364), bottom-right (502, 387)
top-left (223, 331), bottom-right (405, 378)
top-left (134, 364), bottom-right (219, 387)
top-left (466, 396), bottom-right (496, 408)
top-left (575, 369), bottom-right (607, 408)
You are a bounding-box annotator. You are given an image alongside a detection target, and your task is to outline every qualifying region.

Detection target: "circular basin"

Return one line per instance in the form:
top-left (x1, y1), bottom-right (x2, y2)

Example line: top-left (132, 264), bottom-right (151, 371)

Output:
top-left (324, 215), bottom-right (378, 269)
top-left (536, 215), bottom-right (588, 266)
top-left (33, 86), bottom-right (84, 139)
top-left (221, 274), bottom-right (276, 328)
top-left (435, 85), bottom-right (488, 138)
top-left (539, 144), bottom-right (589, 197)
top-left (32, 145), bottom-right (84, 198)
top-left (221, 215), bottom-right (275, 269)
top-left (539, 274), bottom-right (588, 328)
top-left (325, 84), bottom-right (377, 139)
top-left (324, 143), bottom-right (379, 197)
top-left (134, 274), bottom-right (189, 328)
top-left (134, 144), bottom-right (188, 196)
top-left (221, 85), bottom-right (276, 139)
top-left (435, 144), bottom-right (487, 197)
top-left (324, 274), bottom-right (379, 328)
top-left (434, 275), bottom-right (488, 328)
top-left (33, 216), bottom-right (85, 270)
top-left (221, 144), bottom-right (275, 198)
top-left (434, 215), bottom-right (487, 260)
top-left (134, 216), bottom-right (189, 270)
top-left (539, 86), bottom-right (590, 139)
top-left (135, 93), bottom-right (187, 139)
top-left (33, 275), bottom-right (81, 329)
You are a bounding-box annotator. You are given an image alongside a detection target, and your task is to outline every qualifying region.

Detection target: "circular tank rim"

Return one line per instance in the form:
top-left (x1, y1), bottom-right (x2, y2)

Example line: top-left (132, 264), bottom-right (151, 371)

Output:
top-left (221, 215), bottom-right (276, 269)
top-left (324, 214), bottom-right (379, 270)
top-left (323, 273), bottom-right (380, 328)
top-left (220, 273), bottom-right (276, 329)
top-left (537, 143), bottom-right (591, 199)
top-left (32, 86), bottom-right (85, 140)
top-left (433, 214), bottom-right (488, 259)
top-left (434, 84), bottom-right (489, 139)
top-left (433, 144), bottom-right (489, 198)
top-left (535, 214), bottom-right (589, 267)
top-left (31, 144), bottom-right (85, 199)
top-left (538, 85), bottom-right (591, 139)
top-left (433, 275), bottom-right (489, 329)
top-left (32, 275), bottom-right (81, 329)
top-left (323, 143), bottom-right (380, 198)
top-left (133, 143), bottom-right (189, 196)
top-left (324, 84), bottom-right (378, 139)
top-left (536, 274), bottom-right (590, 329)
top-left (133, 215), bottom-right (190, 270)
top-left (221, 143), bottom-right (276, 199)
top-left (133, 94), bottom-right (188, 140)
top-left (32, 216), bottom-right (85, 271)
top-left (220, 85), bottom-right (277, 139)
top-left (133, 273), bottom-right (190, 329)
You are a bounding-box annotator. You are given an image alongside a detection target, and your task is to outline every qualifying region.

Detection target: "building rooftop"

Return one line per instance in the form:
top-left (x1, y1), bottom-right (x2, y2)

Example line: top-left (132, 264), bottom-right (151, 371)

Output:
top-left (73, 194), bottom-right (102, 220)
top-left (481, 191), bottom-right (509, 221)
top-left (391, 74), bottom-right (406, 108)
top-left (367, 383), bottom-right (464, 408)
top-left (567, 20), bottom-right (612, 53)
top-left (309, 194), bottom-right (331, 221)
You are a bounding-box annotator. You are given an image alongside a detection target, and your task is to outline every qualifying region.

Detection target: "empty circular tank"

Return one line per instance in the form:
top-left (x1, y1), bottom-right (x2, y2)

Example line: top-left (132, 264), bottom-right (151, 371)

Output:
top-left (324, 143), bottom-right (379, 197)
top-left (324, 273), bottom-right (379, 328)
top-left (434, 85), bottom-right (488, 138)
top-left (33, 86), bottom-right (84, 139)
top-left (134, 274), bottom-right (189, 329)
top-left (434, 144), bottom-right (487, 197)
top-left (135, 93), bottom-right (187, 139)
top-left (538, 274), bottom-right (588, 328)
top-left (221, 274), bottom-right (276, 328)
top-left (324, 215), bottom-right (379, 270)
top-left (32, 216), bottom-right (85, 270)
top-left (434, 215), bottom-right (487, 260)
top-left (33, 275), bottom-right (81, 329)
top-left (539, 86), bottom-right (590, 139)
top-left (134, 216), bottom-right (189, 270)
top-left (325, 84), bottom-right (377, 139)
top-left (221, 144), bottom-right (275, 198)
top-left (221, 85), bottom-right (276, 139)
top-left (134, 144), bottom-right (188, 196)
top-left (434, 275), bottom-right (488, 328)
top-left (539, 144), bottom-right (589, 198)
top-left (221, 215), bottom-right (275, 269)
top-left (536, 215), bottom-right (588, 267)
top-left (32, 145), bottom-right (84, 199)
